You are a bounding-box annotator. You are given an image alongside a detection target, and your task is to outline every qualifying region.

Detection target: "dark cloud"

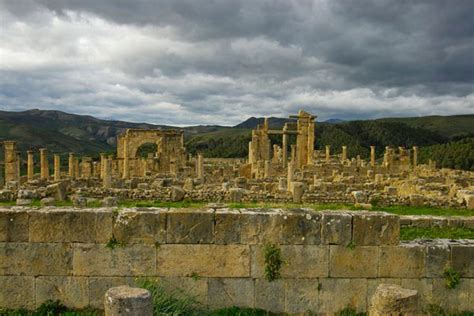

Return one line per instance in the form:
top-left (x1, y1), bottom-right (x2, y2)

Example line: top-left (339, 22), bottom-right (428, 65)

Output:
top-left (0, 0), bottom-right (473, 125)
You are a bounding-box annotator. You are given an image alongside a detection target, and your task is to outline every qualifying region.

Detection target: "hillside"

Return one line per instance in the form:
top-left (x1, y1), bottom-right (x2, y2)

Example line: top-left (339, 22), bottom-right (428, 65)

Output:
top-left (1, 109), bottom-right (473, 169)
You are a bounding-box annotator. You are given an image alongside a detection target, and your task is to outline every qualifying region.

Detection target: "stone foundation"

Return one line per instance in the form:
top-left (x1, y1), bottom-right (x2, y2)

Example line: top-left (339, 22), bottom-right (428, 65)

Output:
top-left (0, 207), bottom-right (473, 313)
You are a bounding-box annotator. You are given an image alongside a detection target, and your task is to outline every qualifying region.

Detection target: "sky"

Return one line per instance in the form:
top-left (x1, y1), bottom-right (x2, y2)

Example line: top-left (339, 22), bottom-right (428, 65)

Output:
top-left (0, 0), bottom-right (473, 126)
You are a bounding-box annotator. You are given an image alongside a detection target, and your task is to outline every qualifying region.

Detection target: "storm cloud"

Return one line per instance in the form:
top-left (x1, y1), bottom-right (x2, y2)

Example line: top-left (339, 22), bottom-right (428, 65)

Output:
top-left (1, 0), bottom-right (473, 125)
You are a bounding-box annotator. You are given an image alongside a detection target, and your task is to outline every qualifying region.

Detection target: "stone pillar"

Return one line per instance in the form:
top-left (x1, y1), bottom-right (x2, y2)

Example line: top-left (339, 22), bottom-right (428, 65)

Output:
top-left (104, 286), bottom-right (152, 316)
top-left (100, 153), bottom-right (106, 179)
top-left (264, 160), bottom-right (271, 178)
top-left (40, 148), bottom-right (49, 180)
top-left (370, 146), bottom-right (376, 167)
top-left (325, 145), bottom-right (330, 163)
top-left (412, 146), bottom-right (418, 167)
top-left (27, 150), bottom-right (34, 180)
top-left (292, 182), bottom-right (304, 203)
top-left (103, 158), bottom-right (112, 188)
top-left (4, 141), bottom-right (18, 183)
top-left (369, 284), bottom-right (418, 316)
top-left (123, 139), bottom-right (129, 179)
top-left (197, 153), bottom-right (204, 181)
top-left (74, 158), bottom-right (80, 179)
top-left (16, 152), bottom-right (21, 180)
top-left (282, 132), bottom-right (288, 167)
top-left (53, 154), bottom-right (61, 181)
top-left (290, 145), bottom-right (296, 163)
top-left (248, 142), bottom-right (253, 164)
top-left (68, 153), bottom-right (75, 179)
top-left (287, 162), bottom-right (294, 192)
top-left (341, 146), bottom-right (347, 162)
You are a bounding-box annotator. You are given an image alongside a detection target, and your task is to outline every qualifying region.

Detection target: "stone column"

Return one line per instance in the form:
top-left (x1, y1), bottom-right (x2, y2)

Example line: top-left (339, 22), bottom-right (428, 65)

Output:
top-left (341, 146), bottom-right (347, 162)
top-left (287, 162), bottom-right (294, 192)
top-left (4, 141), bottom-right (18, 183)
top-left (100, 153), bottom-right (106, 179)
top-left (68, 153), bottom-right (75, 179)
top-left (53, 154), bottom-right (61, 181)
top-left (282, 132), bottom-right (288, 168)
top-left (74, 158), bottom-right (80, 179)
top-left (27, 150), bottom-right (34, 180)
top-left (325, 145), bottom-right (330, 163)
top-left (103, 158), bottom-right (112, 188)
top-left (104, 286), bottom-right (152, 316)
top-left (197, 153), bottom-right (204, 181)
top-left (290, 145), bottom-right (296, 163)
top-left (412, 146), bottom-right (418, 167)
top-left (16, 152), bottom-right (21, 180)
top-left (123, 139), bottom-right (129, 179)
top-left (40, 148), bottom-right (49, 180)
top-left (264, 160), bottom-right (271, 178)
top-left (370, 146), bottom-right (376, 167)
top-left (248, 142), bottom-right (253, 164)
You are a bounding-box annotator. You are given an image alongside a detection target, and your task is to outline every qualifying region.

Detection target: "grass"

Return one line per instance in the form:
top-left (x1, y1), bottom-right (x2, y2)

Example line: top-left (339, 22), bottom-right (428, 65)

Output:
top-left (400, 227), bottom-right (474, 240)
top-left (0, 300), bottom-right (97, 315)
top-left (118, 199), bottom-right (207, 209)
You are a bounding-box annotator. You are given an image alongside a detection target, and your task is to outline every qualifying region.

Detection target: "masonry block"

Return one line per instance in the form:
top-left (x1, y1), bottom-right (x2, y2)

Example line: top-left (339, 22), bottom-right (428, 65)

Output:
top-left (321, 212), bottom-right (352, 245)
top-left (0, 210), bottom-right (29, 242)
top-left (278, 209), bottom-right (321, 245)
top-left (73, 243), bottom-right (156, 276)
top-left (29, 209), bottom-right (112, 243)
top-left (400, 278), bottom-right (433, 310)
top-left (352, 212), bottom-right (399, 246)
top-left (329, 246), bottom-right (379, 278)
top-left (432, 278), bottom-right (473, 313)
top-left (426, 244), bottom-right (450, 278)
top-left (254, 279), bottom-right (285, 312)
top-left (159, 277), bottom-right (209, 305)
top-left (208, 278), bottom-right (254, 309)
top-left (285, 278), bottom-right (319, 313)
top-left (113, 209), bottom-right (166, 245)
top-left (0, 242), bottom-right (72, 276)
top-left (318, 278), bottom-right (368, 314)
top-left (251, 245), bottom-right (328, 278)
top-left (451, 245), bottom-right (474, 277)
top-left (166, 209), bottom-right (214, 244)
top-left (379, 245), bottom-right (425, 278)
top-left (214, 209), bottom-right (242, 244)
top-left (0, 276), bottom-right (35, 309)
top-left (156, 245), bottom-right (250, 277)
top-left (89, 277), bottom-right (136, 309)
top-left (240, 209), bottom-right (281, 245)
top-left (36, 276), bottom-right (89, 309)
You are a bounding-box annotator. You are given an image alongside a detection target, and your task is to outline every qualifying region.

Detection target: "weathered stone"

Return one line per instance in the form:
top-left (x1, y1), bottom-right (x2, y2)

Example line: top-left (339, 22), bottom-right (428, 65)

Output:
top-left (208, 278), bottom-right (254, 309)
top-left (73, 196), bottom-right (87, 208)
top-left (159, 277), bottom-right (209, 305)
top-left (369, 283), bottom-right (418, 316)
top-left (451, 245), bottom-right (474, 277)
top-left (329, 246), bottom-right (379, 277)
top-left (285, 279), bottom-right (319, 313)
top-left (36, 276), bottom-right (89, 309)
top-left (214, 209), bottom-right (241, 244)
top-left (156, 244), bottom-right (250, 277)
top-left (89, 277), bottom-right (136, 309)
top-left (318, 278), bottom-right (368, 314)
top-left (40, 197), bottom-right (55, 206)
top-left (102, 196), bottom-right (119, 207)
top-left (321, 212), bottom-right (352, 245)
top-left (16, 198), bottom-right (32, 206)
top-left (432, 278), bottom-right (472, 313)
top-left (104, 286), bottom-right (153, 316)
top-left (113, 209), bottom-right (166, 245)
top-left (292, 182), bottom-right (305, 203)
top-left (409, 194), bottom-right (425, 207)
top-left (279, 210), bottom-right (321, 245)
top-left (229, 188), bottom-right (244, 203)
top-left (464, 194), bottom-right (474, 209)
top-left (379, 245), bottom-right (425, 278)
top-left (352, 212), bottom-right (399, 246)
top-left (46, 181), bottom-right (68, 201)
top-left (426, 244), bottom-right (450, 278)
top-left (0, 210), bottom-right (29, 242)
top-left (166, 209), bottom-right (214, 244)
top-left (170, 186), bottom-right (185, 201)
top-left (254, 279), bottom-right (285, 313)
top-left (73, 244), bottom-right (156, 276)
top-left (17, 189), bottom-right (35, 199)
top-left (0, 276), bottom-right (35, 309)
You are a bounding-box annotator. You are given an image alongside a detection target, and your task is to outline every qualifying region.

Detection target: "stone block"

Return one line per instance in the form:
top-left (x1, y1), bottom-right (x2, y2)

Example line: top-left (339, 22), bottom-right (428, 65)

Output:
top-left (285, 279), bottom-right (319, 313)
top-left (379, 245), bottom-right (425, 278)
top-left (369, 283), bottom-right (418, 316)
top-left (352, 212), bottom-right (399, 246)
top-left (432, 278), bottom-right (472, 312)
top-left (254, 279), bottom-right (285, 313)
top-left (113, 209), bottom-right (166, 245)
top-left (321, 212), bottom-right (352, 245)
top-left (0, 242), bottom-right (72, 275)
top-left (214, 209), bottom-right (241, 244)
top-left (0, 276), bottom-right (35, 309)
top-left (278, 209), bottom-right (321, 245)
top-left (36, 276), bottom-right (89, 309)
top-left (104, 286), bottom-right (153, 316)
top-left (367, 278), bottom-right (401, 301)
top-left (166, 209), bottom-right (214, 244)
top-left (29, 209), bottom-right (112, 243)
top-left (251, 245), bottom-right (328, 278)
top-left (426, 244), bottom-right (450, 278)
top-left (0, 210), bottom-right (29, 242)
top-left (329, 246), bottom-right (379, 278)
top-left (156, 244), bottom-right (250, 277)
top-left (318, 278), bottom-right (368, 314)
top-left (159, 277), bottom-right (209, 305)
top-left (73, 243), bottom-right (156, 276)
top-left (89, 277), bottom-right (136, 309)
top-left (170, 186), bottom-right (185, 201)
top-left (208, 278), bottom-right (254, 309)
top-left (400, 278), bottom-right (433, 309)
top-left (240, 209), bottom-right (281, 245)
top-left (451, 244), bottom-right (474, 277)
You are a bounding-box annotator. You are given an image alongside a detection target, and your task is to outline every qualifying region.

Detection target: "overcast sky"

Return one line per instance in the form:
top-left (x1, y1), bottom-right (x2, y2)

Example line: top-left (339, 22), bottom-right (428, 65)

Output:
top-left (1, 0), bottom-right (473, 126)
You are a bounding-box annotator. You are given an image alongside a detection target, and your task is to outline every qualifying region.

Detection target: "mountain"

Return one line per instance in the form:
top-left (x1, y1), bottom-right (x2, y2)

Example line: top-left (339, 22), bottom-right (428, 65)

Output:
top-left (233, 117), bottom-right (295, 129)
top-left (322, 118), bottom-right (345, 124)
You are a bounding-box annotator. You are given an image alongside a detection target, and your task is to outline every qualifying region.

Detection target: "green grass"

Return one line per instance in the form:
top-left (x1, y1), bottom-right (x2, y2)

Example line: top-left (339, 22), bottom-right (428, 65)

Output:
top-left (400, 227), bottom-right (474, 240)
top-left (118, 199), bottom-right (207, 209)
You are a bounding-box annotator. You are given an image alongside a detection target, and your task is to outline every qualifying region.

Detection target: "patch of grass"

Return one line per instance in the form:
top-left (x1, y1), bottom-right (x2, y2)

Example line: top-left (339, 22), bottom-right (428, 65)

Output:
top-left (444, 265), bottom-right (461, 289)
top-left (426, 304), bottom-right (474, 315)
top-left (119, 199), bottom-right (206, 209)
top-left (86, 200), bottom-right (102, 208)
top-left (400, 227), bottom-right (474, 240)
top-left (136, 278), bottom-right (203, 315)
top-left (105, 235), bottom-right (123, 249)
top-left (209, 306), bottom-right (273, 316)
top-left (0, 201), bottom-right (16, 207)
top-left (373, 205), bottom-right (474, 217)
top-left (336, 307), bottom-right (367, 316)
top-left (0, 300), bottom-right (97, 315)
top-left (264, 243), bottom-right (283, 282)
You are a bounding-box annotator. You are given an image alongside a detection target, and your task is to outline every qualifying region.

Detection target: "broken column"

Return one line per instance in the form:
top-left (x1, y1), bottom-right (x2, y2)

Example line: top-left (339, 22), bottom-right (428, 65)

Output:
top-left (370, 145), bottom-right (376, 167)
top-left (197, 153), bottom-right (204, 181)
top-left (100, 153), bottom-right (106, 179)
top-left (74, 157), bottom-right (80, 179)
top-left (103, 158), bottom-right (112, 188)
top-left (40, 148), bottom-right (49, 180)
top-left (16, 152), bottom-right (21, 181)
top-left (282, 124), bottom-right (288, 167)
top-left (53, 154), bottom-right (61, 181)
top-left (341, 146), bottom-right (347, 162)
top-left (412, 146), bottom-right (418, 167)
top-left (104, 286), bottom-right (152, 316)
top-left (264, 160), bottom-right (271, 178)
top-left (287, 162), bottom-right (294, 192)
top-left (27, 150), bottom-right (34, 180)
top-left (68, 153), bottom-right (75, 179)
top-left (369, 284), bottom-right (418, 316)
top-left (325, 145), bottom-right (330, 163)
top-left (4, 141), bottom-right (18, 183)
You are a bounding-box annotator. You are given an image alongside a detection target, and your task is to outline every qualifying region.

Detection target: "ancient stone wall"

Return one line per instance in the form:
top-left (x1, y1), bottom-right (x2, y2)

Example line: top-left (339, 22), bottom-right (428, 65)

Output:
top-left (0, 208), bottom-right (473, 313)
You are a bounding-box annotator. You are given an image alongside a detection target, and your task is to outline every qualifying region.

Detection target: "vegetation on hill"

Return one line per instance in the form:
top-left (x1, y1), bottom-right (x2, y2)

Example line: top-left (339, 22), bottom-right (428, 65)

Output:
top-left (418, 138), bottom-right (474, 171)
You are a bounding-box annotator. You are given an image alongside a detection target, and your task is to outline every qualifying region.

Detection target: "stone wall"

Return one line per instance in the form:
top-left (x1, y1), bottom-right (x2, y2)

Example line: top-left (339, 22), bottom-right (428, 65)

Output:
top-left (1, 207), bottom-right (473, 313)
